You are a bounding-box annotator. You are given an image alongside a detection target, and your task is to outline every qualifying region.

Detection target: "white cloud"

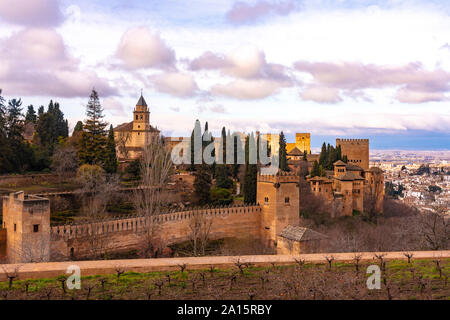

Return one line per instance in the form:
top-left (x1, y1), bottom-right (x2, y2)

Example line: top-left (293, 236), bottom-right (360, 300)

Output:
top-left (211, 79), bottom-right (288, 100)
top-left (116, 27), bottom-right (175, 70)
top-left (0, 28), bottom-right (116, 97)
top-left (150, 72), bottom-right (198, 97)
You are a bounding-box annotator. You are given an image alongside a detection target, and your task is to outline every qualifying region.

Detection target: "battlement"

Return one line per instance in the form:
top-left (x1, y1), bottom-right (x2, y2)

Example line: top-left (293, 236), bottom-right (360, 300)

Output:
top-left (51, 204), bottom-right (262, 240)
top-left (257, 171), bottom-right (299, 183)
top-left (336, 138), bottom-right (369, 143)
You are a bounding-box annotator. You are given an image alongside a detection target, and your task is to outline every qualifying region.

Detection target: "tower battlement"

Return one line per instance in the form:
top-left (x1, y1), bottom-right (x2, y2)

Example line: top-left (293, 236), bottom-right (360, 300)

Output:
top-left (336, 138), bottom-right (369, 143)
top-left (257, 171), bottom-right (299, 183)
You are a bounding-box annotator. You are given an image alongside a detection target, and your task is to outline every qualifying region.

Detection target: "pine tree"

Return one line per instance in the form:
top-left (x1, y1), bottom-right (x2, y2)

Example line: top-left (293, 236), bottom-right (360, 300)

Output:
top-left (193, 164), bottom-right (212, 205)
top-left (279, 131), bottom-right (289, 171)
top-left (104, 125), bottom-right (118, 173)
top-left (78, 89), bottom-right (108, 165)
top-left (25, 105), bottom-right (37, 123)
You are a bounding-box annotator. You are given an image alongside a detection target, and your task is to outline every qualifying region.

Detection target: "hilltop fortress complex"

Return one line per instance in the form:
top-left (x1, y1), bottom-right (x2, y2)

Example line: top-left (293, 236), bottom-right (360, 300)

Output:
top-left (0, 95), bottom-right (384, 263)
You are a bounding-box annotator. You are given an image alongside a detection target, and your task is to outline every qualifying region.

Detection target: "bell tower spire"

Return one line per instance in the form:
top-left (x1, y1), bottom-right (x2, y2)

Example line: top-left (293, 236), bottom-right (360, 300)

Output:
top-left (133, 93), bottom-right (150, 131)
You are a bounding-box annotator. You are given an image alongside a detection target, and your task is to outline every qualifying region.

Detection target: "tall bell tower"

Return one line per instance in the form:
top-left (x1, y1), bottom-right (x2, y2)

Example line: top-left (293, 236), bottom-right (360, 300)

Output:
top-left (132, 94), bottom-right (150, 131)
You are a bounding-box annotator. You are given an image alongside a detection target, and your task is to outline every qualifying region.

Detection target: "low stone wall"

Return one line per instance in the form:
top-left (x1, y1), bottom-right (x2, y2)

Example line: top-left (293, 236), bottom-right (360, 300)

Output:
top-left (1, 250), bottom-right (448, 280)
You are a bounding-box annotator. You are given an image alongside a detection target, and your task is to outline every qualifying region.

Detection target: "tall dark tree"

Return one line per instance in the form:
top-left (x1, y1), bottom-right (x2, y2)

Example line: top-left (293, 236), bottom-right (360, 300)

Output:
top-left (0, 90), bottom-right (13, 173)
top-left (25, 105), bottom-right (37, 123)
top-left (319, 142), bottom-right (327, 167)
top-left (73, 121), bottom-right (83, 134)
top-left (193, 164), bottom-right (212, 205)
top-left (104, 125), bottom-right (118, 173)
top-left (279, 131), bottom-right (289, 171)
top-left (311, 160), bottom-right (320, 177)
top-left (78, 89), bottom-right (108, 165)
top-left (243, 134), bottom-right (257, 204)
top-left (215, 126), bottom-right (233, 189)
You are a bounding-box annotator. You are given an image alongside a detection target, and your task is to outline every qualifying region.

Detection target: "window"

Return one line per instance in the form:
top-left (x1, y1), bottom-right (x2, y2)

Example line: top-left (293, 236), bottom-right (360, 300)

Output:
top-left (135, 115), bottom-right (138, 120)
top-left (264, 197), bottom-right (269, 204)
top-left (284, 197), bottom-right (290, 203)
top-left (319, 188), bottom-right (321, 192)
top-left (14, 223), bottom-right (16, 232)
top-left (140, 115), bottom-right (143, 120)
top-left (33, 224), bottom-right (39, 232)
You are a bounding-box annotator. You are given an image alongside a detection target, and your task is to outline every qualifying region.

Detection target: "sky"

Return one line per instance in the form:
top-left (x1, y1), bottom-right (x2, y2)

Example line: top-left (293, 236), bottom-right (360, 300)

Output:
top-left (0, 0), bottom-right (449, 149)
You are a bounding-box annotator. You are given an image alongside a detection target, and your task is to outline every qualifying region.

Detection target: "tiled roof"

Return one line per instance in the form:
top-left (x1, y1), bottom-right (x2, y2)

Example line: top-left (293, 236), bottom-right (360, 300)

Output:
top-left (334, 160), bottom-right (346, 166)
top-left (114, 121), bottom-right (159, 133)
top-left (279, 225), bottom-right (328, 242)
top-left (136, 95), bottom-right (147, 107)
top-left (288, 147), bottom-right (303, 156)
top-left (338, 172), bottom-right (365, 181)
top-left (346, 163), bottom-right (364, 171)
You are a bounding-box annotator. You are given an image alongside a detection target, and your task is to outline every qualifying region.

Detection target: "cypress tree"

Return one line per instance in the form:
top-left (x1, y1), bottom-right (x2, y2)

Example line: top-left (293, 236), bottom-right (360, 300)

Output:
top-left (0, 91), bottom-right (13, 173)
top-left (194, 164), bottom-right (211, 205)
top-left (279, 131), bottom-right (289, 171)
top-left (243, 134), bottom-right (257, 204)
top-left (73, 121), bottom-right (83, 135)
top-left (104, 124), bottom-right (118, 173)
top-left (78, 89), bottom-right (108, 165)
top-left (319, 142), bottom-right (327, 167)
top-left (311, 160), bottom-right (320, 177)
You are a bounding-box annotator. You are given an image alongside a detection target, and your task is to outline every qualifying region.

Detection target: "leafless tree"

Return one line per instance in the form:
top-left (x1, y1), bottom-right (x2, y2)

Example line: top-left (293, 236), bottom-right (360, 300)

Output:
top-left (51, 145), bottom-right (79, 183)
top-left (116, 131), bottom-right (132, 160)
top-left (420, 206), bottom-right (449, 250)
top-left (76, 164), bottom-right (120, 218)
top-left (1, 265), bottom-right (21, 289)
top-left (188, 213), bottom-right (213, 256)
top-left (133, 136), bottom-right (172, 256)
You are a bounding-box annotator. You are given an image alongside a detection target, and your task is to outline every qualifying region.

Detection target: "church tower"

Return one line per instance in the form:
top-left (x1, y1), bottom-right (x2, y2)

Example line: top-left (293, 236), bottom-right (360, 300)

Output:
top-left (132, 94), bottom-right (150, 131)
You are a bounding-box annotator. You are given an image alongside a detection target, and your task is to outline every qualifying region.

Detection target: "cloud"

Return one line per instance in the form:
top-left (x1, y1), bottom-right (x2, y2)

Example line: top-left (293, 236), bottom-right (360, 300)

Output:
top-left (0, 0), bottom-right (63, 27)
top-left (210, 104), bottom-right (227, 113)
top-left (150, 72), bottom-right (198, 97)
top-left (189, 46), bottom-right (290, 81)
top-left (396, 87), bottom-right (449, 104)
top-left (0, 28), bottom-right (116, 97)
top-left (103, 97), bottom-right (126, 116)
top-left (301, 86), bottom-right (342, 104)
top-left (116, 27), bottom-right (175, 70)
top-left (189, 46), bottom-right (293, 100)
top-left (226, 0), bottom-right (300, 25)
top-left (211, 79), bottom-right (288, 100)
top-left (294, 61), bottom-right (450, 103)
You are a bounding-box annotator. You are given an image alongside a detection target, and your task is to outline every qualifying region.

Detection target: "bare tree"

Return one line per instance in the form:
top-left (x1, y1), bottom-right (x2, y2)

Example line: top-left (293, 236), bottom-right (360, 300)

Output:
top-left (133, 136), bottom-right (173, 256)
top-left (188, 213), bottom-right (213, 256)
top-left (76, 164), bottom-right (120, 218)
top-left (116, 131), bottom-right (132, 160)
top-left (51, 145), bottom-right (79, 183)
top-left (420, 206), bottom-right (449, 250)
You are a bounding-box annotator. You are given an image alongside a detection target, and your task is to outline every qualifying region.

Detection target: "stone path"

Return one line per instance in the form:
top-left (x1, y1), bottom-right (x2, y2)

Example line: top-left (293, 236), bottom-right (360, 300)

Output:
top-left (0, 250), bottom-right (449, 280)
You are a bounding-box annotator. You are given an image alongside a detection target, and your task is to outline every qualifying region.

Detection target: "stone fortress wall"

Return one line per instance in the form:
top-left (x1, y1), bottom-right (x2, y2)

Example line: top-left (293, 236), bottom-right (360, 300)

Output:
top-left (2, 172), bottom-right (300, 262)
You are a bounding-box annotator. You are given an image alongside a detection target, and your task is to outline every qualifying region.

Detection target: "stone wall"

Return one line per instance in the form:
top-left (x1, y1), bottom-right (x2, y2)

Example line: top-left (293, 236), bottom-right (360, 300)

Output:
top-left (50, 205), bottom-right (262, 260)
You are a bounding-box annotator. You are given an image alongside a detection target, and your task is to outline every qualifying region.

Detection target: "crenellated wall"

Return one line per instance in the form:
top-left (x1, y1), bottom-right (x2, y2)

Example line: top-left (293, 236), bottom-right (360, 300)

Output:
top-left (50, 205), bottom-right (263, 259)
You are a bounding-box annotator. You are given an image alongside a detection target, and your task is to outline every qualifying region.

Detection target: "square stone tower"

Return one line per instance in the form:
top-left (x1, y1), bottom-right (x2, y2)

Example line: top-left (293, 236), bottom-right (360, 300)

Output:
top-left (336, 138), bottom-right (369, 170)
top-left (257, 172), bottom-right (300, 246)
top-left (2, 192), bottom-right (50, 263)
